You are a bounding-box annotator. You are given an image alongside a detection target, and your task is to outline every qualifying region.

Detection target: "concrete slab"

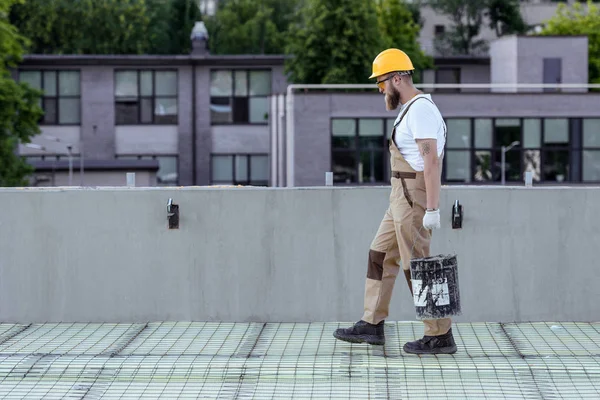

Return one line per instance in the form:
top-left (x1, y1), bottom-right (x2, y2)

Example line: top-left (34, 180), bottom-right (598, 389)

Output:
top-left (0, 321), bottom-right (598, 398)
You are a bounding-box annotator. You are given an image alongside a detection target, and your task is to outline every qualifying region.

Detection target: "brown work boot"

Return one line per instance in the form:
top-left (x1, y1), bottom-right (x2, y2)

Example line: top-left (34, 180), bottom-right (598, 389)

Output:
top-left (403, 328), bottom-right (457, 355)
top-left (333, 320), bottom-right (385, 345)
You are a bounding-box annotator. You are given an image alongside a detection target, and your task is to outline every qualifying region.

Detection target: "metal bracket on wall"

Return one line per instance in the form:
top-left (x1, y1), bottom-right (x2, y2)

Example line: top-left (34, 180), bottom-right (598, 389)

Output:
top-left (167, 198), bottom-right (179, 229)
top-left (452, 200), bottom-right (463, 229)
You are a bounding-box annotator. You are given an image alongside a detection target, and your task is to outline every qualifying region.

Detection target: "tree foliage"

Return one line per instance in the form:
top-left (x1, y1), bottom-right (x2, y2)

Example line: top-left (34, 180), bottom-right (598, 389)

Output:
top-left (284, 0), bottom-right (384, 84)
top-left (376, 0), bottom-right (433, 83)
top-left (0, 0), bottom-right (44, 186)
top-left (430, 0), bottom-right (527, 56)
top-left (204, 0), bottom-right (299, 55)
top-left (538, 0), bottom-right (600, 84)
top-left (486, 0), bottom-right (528, 37)
top-left (9, 0), bottom-right (202, 55)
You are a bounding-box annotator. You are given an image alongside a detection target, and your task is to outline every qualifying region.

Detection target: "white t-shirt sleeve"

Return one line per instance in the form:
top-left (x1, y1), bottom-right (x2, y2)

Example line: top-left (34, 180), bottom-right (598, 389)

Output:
top-left (406, 100), bottom-right (444, 141)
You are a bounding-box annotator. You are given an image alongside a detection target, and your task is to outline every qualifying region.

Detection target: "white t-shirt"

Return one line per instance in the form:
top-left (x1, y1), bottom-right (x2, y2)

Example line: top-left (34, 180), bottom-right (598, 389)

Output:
top-left (392, 94), bottom-right (446, 171)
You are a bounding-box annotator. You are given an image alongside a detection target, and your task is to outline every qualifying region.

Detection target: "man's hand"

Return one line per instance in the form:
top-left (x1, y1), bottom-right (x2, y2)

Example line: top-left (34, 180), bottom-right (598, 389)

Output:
top-left (423, 209), bottom-right (440, 230)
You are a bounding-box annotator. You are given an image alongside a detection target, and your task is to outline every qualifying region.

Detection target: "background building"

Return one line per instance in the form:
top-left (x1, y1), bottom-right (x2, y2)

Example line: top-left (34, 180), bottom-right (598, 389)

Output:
top-left (14, 5), bottom-right (600, 188)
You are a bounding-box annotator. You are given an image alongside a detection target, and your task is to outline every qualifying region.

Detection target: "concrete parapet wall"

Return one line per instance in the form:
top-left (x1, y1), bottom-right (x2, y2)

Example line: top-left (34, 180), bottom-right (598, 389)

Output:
top-left (0, 186), bottom-right (598, 323)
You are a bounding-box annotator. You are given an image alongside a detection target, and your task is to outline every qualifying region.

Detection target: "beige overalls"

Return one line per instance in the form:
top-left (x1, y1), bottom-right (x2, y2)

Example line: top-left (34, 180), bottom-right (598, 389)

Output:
top-left (361, 96), bottom-right (452, 337)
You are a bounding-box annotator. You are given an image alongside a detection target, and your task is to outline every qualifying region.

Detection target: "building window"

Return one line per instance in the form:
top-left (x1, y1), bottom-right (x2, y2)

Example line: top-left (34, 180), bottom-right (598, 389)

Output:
top-left (18, 70), bottom-right (81, 125)
top-left (443, 117), bottom-right (600, 184)
top-left (331, 118), bottom-right (387, 184)
top-left (115, 70), bottom-right (178, 125)
top-left (434, 25), bottom-right (445, 37)
top-left (583, 118), bottom-right (600, 182)
top-left (210, 69), bottom-right (271, 124)
top-left (116, 155), bottom-right (179, 186)
top-left (211, 154), bottom-right (270, 186)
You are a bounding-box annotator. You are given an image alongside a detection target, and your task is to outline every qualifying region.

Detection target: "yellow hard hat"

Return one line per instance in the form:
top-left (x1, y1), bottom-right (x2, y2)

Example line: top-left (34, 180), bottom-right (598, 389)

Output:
top-left (369, 48), bottom-right (415, 79)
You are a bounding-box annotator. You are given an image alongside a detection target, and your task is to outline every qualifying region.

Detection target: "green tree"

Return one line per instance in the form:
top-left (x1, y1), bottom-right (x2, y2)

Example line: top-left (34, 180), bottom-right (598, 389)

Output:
top-left (430, 0), bottom-right (527, 56)
top-left (284, 0), bottom-right (384, 84)
top-left (429, 0), bottom-right (488, 56)
top-left (538, 0), bottom-right (600, 84)
top-left (1, 0), bottom-right (44, 186)
top-left (376, 0), bottom-right (433, 83)
top-left (147, 0), bottom-right (203, 54)
top-left (9, 0), bottom-right (153, 54)
top-left (204, 0), bottom-right (298, 55)
top-left (486, 0), bottom-right (528, 37)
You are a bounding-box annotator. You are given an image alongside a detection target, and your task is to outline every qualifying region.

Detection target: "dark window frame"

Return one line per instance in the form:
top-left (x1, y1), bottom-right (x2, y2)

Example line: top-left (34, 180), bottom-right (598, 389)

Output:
top-left (442, 117), bottom-right (600, 185)
top-left (209, 69), bottom-right (271, 126)
top-left (210, 153), bottom-right (270, 186)
top-left (114, 69), bottom-right (178, 125)
top-left (330, 117), bottom-right (390, 185)
top-left (18, 69), bottom-right (81, 126)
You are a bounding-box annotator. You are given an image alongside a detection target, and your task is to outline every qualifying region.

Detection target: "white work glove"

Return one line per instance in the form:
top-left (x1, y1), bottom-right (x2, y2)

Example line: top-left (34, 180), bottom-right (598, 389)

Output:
top-left (423, 209), bottom-right (440, 230)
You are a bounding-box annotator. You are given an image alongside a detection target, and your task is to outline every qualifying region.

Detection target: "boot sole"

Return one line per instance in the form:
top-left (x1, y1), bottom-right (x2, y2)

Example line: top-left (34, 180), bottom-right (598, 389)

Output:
top-left (403, 344), bottom-right (457, 355)
top-left (333, 332), bottom-right (385, 346)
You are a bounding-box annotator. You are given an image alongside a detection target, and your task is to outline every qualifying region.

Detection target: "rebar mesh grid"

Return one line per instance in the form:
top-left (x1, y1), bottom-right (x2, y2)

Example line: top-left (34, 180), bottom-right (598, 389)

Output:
top-left (0, 321), bottom-right (597, 399)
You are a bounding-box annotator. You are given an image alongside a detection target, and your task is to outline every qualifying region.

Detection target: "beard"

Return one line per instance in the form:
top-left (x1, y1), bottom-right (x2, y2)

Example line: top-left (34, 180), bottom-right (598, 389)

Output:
top-left (385, 87), bottom-right (401, 110)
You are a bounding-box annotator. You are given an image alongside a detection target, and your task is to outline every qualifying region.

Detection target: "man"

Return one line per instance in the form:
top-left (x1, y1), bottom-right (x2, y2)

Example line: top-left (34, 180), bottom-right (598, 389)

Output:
top-left (333, 48), bottom-right (457, 355)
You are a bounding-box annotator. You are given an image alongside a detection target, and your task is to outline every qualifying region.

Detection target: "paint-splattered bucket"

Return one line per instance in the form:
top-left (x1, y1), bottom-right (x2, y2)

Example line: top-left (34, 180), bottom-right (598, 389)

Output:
top-left (409, 254), bottom-right (461, 320)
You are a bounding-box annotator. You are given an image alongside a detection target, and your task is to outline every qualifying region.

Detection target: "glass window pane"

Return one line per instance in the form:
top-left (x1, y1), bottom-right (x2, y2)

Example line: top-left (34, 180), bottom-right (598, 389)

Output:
top-left (474, 151), bottom-right (492, 181)
top-left (524, 150), bottom-right (541, 182)
top-left (42, 98), bottom-right (57, 124)
top-left (544, 119), bottom-right (568, 144)
top-left (212, 155), bottom-right (233, 181)
top-left (446, 119), bottom-right (471, 148)
top-left (20, 70), bottom-right (41, 90)
top-left (58, 98), bottom-right (80, 124)
top-left (249, 97), bottom-right (268, 123)
top-left (116, 71), bottom-right (138, 97)
top-left (140, 71), bottom-right (153, 96)
top-left (236, 155), bottom-right (248, 181)
top-left (523, 119), bottom-right (541, 148)
top-left (249, 70), bottom-right (271, 96)
top-left (359, 119), bottom-right (383, 137)
top-left (155, 97), bottom-right (177, 116)
top-left (333, 119), bottom-right (355, 136)
top-left (495, 118), bottom-right (520, 127)
top-left (157, 156), bottom-right (178, 185)
top-left (43, 71), bottom-right (57, 96)
top-left (210, 70), bottom-right (232, 96)
top-left (141, 98), bottom-right (153, 123)
top-left (583, 119), bottom-right (600, 147)
top-left (58, 71), bottom-right (80, 96)
top-left (359, 150), bottom-right (384, 183)
top-left (211, 97), bottom-right (232, 124)
top-left (116, 101), bottom-right (139, 124)
top-left (543, 150), bottom-right (569, 181)
top-left (494, 149), bottom-right (520, 182)
top-left (474, 119), bottom-right (492, 148)
top-left (583, 150), bottom-right (600, 181)
top-left (250, 155), bottom-right (269, 182)
top-left (234, 70), bottom-right (248, 96)
top-left (155, 71), bottom-right (177, 96)
top-left (445, 150), bottom-right (470, 181)
top-left (233, 97), bottom-right (249, 122)
top-left (495, 119), bottom-right (520, 147)
top-left (332, 150), bottom-right (356, 183)
top-left (359, 119), bottom-right (383, 148)
top-left (332, 119), bottom-right (355, 149)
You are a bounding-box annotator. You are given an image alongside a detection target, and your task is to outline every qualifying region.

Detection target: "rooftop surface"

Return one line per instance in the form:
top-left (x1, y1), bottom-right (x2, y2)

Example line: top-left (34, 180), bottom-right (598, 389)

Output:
top-left (0, 321), bottom-right (598, 399)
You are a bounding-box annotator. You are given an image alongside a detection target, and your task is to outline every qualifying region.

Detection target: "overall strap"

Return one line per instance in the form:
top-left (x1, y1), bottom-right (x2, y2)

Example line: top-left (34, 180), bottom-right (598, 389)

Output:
top-left (391, 96), bottom-right (447, 143)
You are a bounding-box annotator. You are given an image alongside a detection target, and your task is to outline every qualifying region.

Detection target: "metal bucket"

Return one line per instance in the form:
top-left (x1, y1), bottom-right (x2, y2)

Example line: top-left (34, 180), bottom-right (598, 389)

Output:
top-left (409, 254), bottom-right (461, 320)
